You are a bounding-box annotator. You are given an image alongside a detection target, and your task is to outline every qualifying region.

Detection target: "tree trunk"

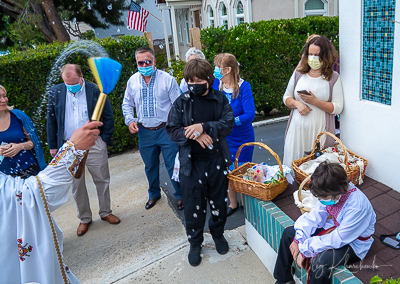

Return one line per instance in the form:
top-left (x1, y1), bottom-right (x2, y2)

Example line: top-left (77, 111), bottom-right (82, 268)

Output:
top-left (30, 2), bottom-right (57, 43)
top-left (42, 0), bottom-right (70, 42)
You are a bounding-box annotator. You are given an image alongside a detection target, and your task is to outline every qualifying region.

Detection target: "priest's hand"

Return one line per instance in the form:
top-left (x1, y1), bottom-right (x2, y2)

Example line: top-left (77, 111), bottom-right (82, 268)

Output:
top-left (195, 133), bottom-right (213, 149)
top-left (70, 121), bottom-right (103, 151)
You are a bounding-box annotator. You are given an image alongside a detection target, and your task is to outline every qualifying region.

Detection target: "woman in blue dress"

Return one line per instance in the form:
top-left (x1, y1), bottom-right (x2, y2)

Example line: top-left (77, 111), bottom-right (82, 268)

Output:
top-left (213, 53), bottom-right (256, 216)
top-left (0, 85), bottom-right (46, 178)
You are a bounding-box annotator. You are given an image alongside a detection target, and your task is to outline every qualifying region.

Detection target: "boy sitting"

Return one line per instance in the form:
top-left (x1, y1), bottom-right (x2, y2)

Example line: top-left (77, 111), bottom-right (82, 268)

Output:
top-left (274, 162), bottom-right (376, 284)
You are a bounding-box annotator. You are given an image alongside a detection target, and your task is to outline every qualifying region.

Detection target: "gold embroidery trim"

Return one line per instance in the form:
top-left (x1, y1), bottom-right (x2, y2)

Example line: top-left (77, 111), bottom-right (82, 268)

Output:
top-left (36, 176), bottom-right (68, 284)
top-left (49, 141), bottom-right (73, 166)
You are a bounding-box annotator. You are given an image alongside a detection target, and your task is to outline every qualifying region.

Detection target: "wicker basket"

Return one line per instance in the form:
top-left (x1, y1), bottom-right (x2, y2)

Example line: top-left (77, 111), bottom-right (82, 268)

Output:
top-left (297, 175), bottom-right (312, 214)
top-left (227, 142), bottom-right (288, 202)
top-left (297, 175), bottom-right (332, 219)
top-left (292, 131), bottom-right (368, 190)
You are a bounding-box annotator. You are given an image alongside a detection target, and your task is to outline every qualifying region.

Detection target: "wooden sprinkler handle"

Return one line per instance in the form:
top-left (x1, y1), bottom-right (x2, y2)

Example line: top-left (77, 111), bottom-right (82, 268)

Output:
top-left (74, 93), bottom-right (107, 179)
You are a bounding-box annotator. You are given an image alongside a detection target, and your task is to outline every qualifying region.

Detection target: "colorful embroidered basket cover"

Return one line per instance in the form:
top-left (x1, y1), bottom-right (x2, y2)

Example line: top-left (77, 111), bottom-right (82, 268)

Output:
top-left (227, 142), bottom-right (287, 202)
top-left (292, 131), bottom-right (368, 190)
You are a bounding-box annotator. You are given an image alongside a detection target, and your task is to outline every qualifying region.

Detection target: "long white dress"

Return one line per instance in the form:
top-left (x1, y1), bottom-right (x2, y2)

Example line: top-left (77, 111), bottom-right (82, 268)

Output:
top-left (0, 141), bottom-right (84, 284)
top-left (282, 72), bottom-right (344, 167)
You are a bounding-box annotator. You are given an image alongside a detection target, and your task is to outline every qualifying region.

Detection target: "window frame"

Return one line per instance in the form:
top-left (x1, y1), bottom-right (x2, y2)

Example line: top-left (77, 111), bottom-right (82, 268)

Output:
top-left (184, 10), bottom-right (191, 45)
top-left (218, 1), bottom-right (229, 29)
top-left (304, 0), bottom-right (328, 17)
top-left (207, 5), bottom-right (215, 28)
top-left (234, 0), bottom-right (245, 26)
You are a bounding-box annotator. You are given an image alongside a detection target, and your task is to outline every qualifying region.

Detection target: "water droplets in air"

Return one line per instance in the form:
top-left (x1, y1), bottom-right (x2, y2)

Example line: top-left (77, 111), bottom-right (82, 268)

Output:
top-left (107, 4), bottom-right (112, 10)
top-left (72, 17), bottom-right (76, 24)
top-left (159, 44), bottom-right (164, 49)
top-left (196, 205), bottom-right (200, 210)
top-left (223, 171), bottom-right (228, 175)
top-left (205, 172), bottom-right (208, 177)
top-left (117, 28), bottom-right (120, 33)
top-left (198, 180), bottom-right (202, 184)
top-left (193, 213), bottom-right (198, 218)
top-left (216, 165), bottom-right (220, 170)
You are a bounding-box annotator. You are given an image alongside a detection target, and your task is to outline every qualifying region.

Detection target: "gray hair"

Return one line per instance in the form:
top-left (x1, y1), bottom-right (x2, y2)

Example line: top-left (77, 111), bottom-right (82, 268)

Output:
top-left (185, 47), bottom-right (205, 61)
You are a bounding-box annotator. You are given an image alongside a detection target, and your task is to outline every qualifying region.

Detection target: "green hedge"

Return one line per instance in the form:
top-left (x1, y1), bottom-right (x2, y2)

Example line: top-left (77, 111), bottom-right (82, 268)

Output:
top-left (200, 16), bottom-right (339, 115)
top-left (0, 36), bottom-right (148, 160)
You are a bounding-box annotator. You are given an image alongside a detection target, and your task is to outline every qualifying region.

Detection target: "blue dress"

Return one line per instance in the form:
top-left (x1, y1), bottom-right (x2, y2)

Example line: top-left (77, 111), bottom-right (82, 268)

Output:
top-left (0, 112), bottom-right (36, 175)
top-left (213, 79), bottom-right (256, 171)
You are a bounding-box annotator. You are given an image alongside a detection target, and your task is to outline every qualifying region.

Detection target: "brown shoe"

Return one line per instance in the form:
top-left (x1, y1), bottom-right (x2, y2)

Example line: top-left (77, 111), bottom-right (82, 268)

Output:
top-left (101, 214), bottom-right (121, 224)
top-left (145, 196), bottom-right (161, 210)
top-left (77, 221), bottom-right (92, 236)
top-left (176, 199), bottom-right (184, 210)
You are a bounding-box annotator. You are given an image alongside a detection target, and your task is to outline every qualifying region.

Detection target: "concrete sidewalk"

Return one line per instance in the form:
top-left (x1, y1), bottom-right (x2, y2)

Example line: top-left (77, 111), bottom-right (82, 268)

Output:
top-left (52, 149), bottom-right (275, 284)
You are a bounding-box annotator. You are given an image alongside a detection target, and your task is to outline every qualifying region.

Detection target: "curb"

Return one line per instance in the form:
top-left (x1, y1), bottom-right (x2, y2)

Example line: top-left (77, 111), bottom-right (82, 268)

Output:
top-left (252, 115), bottom-right (289, 128)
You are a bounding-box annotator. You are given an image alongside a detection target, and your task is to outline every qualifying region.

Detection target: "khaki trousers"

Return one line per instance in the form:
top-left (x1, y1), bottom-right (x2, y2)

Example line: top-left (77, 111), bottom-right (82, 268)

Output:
top-left (72, 136), bottom-right (112, 223)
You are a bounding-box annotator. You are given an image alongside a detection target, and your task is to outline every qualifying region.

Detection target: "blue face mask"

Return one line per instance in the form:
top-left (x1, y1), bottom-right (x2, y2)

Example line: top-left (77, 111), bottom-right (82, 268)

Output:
top-left (318, 196), bottom-right (341, 206)
top-left (138, 66), bottom-right (154, 77)
top-left (214, 67), bottom-right (227, 80)
top-left (66, 83), bottom-right (82, 93)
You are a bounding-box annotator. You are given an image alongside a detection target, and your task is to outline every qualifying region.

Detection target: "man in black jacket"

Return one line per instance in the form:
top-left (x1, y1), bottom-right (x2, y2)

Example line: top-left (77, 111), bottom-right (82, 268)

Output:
top-left (166, 59), bottom-right (234, 266)
top-left (47, 64), bottom-right (120, 237)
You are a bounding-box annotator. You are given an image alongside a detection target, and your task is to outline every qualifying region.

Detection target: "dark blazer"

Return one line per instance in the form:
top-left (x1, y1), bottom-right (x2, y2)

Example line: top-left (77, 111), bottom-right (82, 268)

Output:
top-left (47, 81), bottom-right (114, 150)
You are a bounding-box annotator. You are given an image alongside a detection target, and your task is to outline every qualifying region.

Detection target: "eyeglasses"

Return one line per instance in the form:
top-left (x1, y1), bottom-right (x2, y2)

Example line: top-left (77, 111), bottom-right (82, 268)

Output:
top-left (137, 60), bottom-right (153, 67)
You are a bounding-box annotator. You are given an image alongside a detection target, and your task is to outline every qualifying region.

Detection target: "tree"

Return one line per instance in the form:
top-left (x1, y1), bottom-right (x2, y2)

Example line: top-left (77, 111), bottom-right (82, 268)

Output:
top-left (0, 0), bottom-right (129, 44)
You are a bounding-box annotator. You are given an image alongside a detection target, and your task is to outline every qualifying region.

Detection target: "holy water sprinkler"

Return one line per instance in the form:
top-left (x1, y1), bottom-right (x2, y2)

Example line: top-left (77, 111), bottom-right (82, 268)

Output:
top-left (88, 57), bottom-right (122, 121)
top-left (74, 57), bottom-right (122, 179)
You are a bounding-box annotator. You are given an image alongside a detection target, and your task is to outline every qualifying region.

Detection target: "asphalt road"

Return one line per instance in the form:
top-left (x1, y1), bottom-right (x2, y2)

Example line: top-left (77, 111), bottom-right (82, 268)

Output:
top-left (160, 120), bottom-right (287, 231)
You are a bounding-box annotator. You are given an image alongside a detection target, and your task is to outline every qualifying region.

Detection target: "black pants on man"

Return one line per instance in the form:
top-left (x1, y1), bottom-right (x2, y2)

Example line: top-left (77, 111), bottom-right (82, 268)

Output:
top-left (180, 154), bottom-right (229, 246)
top-left (274, 226), bottom-right (360, 284)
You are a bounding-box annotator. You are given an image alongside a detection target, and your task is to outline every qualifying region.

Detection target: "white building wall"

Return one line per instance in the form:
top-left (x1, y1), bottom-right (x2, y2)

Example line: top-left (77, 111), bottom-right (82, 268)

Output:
top-left (340, 0), bottom-right (400, 191)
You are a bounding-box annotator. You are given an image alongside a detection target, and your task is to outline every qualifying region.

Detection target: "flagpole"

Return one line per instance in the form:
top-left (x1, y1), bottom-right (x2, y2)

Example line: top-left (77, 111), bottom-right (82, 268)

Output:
top-left (148, 11), bottom-right (162, 22)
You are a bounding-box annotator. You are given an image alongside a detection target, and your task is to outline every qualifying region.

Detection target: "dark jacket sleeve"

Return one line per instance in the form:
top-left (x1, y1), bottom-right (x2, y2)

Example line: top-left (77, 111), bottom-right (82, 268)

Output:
top-left (208, 94), bottom-right (235, 140)
top-left (166, 103), bottom-right (188, 147)
top-left (100, 95), bottom-right (114, 146)
top-left (46, 87), bottom-right (58, 150)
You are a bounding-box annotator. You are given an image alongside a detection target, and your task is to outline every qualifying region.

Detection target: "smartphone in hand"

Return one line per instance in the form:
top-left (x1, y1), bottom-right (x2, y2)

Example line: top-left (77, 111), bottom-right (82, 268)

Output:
top-left (298, 90), bottom-right (311, 96)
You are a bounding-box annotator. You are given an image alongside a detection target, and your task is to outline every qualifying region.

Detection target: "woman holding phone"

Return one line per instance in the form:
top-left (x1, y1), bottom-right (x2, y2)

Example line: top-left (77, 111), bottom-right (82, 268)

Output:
top-left (282, 36), bottom-right (344, 167)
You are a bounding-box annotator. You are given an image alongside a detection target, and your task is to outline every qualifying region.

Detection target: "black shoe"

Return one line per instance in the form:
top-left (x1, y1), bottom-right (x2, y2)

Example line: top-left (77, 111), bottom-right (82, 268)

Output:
top-left (213, 235), bottom-right (229, 255)
top-left (227, 204), bottom-right (239, 217)
top-left (275, 281), bottom-right (295, 284)
top-left (188, 245), bottom-right (202, 266)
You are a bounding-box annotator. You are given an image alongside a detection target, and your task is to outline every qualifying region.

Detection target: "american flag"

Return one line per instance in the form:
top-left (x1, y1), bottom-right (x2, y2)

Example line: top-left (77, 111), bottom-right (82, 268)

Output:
top-left (128, 1), bottom-right (149, 32)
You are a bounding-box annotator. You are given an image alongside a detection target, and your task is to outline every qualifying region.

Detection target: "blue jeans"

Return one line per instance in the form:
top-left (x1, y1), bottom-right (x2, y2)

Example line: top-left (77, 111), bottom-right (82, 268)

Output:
top-left (138, 125), bottom-right (182, 199)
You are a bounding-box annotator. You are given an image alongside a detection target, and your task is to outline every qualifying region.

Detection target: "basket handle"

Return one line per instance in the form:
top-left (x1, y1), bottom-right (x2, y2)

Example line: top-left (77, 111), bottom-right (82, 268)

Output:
top-left (312, 131), bottom-right (349, 171)
top-left (298, 175), bottom-right (312, 203)
top-left (234, 142), bottom-right (283, 173)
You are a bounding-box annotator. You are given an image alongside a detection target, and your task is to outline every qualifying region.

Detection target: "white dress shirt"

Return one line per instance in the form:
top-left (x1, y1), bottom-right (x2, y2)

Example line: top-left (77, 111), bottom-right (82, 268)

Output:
top-left (122, 69), bottom-right (180, 128)
top-left (294, 184), bottom-right (376, 259)
top-left (63, 80), bottom-right (89, 140)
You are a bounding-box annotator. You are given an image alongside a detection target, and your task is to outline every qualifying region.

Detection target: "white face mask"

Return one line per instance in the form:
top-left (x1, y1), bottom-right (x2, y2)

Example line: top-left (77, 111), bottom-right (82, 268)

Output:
top-left (308, 55), bottom-right (323, 70)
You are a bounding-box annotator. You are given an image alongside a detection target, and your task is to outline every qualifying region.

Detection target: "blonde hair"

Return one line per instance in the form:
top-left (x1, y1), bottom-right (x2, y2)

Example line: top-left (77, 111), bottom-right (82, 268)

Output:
top-left (214, 53), bottom-right (240, 99)
top-left (0, 84), bottom-right (13, 111)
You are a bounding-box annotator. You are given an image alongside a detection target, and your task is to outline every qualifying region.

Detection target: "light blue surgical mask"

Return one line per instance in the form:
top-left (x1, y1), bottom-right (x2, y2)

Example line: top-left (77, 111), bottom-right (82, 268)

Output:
top-left (318, 196), bottom-right (341, 206)
top-left (138, 66), bottom-right (154, 76)
top-left (65, 83), bottom-right (82, 93)
top-left (214, 66), bottom-right (228, 80)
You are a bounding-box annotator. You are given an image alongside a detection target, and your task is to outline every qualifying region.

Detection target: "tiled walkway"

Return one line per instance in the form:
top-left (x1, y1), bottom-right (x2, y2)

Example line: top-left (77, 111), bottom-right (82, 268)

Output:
top-left (273, 177), bottom-right (400, 283)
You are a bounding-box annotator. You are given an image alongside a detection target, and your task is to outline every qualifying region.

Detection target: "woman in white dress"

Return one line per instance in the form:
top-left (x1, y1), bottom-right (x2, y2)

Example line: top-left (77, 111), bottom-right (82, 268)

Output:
top-left (283, 35), bottom-right (344, 167)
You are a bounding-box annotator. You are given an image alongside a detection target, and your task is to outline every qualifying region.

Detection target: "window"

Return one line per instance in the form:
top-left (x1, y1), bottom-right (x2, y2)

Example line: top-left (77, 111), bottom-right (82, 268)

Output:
top-left (207, 5), bottom-right (214, 27)
top-left (184, 10), bottom-right (190, 44)
top-left (235, 1), bottom-right (245, 25)
top-left (177, 11), bottom-right (183, 43)
top-left (219, 2), bottom-right (228, 29)
top-left (304, 0), bottom-right (327, 16)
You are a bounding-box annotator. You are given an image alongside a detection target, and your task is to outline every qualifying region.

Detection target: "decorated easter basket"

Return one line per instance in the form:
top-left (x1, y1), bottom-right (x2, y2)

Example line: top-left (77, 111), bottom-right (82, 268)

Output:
top-left (292, 131), bottom-right (368, 190)
top-left (227, 142), bottom-right (288, 202)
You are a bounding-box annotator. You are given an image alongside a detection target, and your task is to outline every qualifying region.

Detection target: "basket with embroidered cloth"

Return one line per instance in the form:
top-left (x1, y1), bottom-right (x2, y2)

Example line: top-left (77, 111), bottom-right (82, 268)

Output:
top-left (292, 131), bottom-right (368, 190)
top-left (227, 142), bottom-right (290, 202)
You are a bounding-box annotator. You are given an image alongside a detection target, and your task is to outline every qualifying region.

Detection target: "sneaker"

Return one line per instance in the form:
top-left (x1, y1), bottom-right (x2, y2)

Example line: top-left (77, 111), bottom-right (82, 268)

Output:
top-left (188, 245), bottom-right (202, 266)
top-left (213, 235), bottom-right (229, 255)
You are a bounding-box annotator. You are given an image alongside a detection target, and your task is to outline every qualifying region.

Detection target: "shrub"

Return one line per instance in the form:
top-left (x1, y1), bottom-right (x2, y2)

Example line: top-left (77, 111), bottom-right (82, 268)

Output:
top-left (201, 16), bottom-right (339, 115)
top-left (0, 35), bottom-right (148, 161)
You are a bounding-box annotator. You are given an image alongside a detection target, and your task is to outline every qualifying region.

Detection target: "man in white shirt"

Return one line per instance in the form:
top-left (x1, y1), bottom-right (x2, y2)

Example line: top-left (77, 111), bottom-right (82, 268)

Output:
top-left (122, 47), bottom-right (183, 210)
top-left (47, 64), bottom-right (120, 236)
